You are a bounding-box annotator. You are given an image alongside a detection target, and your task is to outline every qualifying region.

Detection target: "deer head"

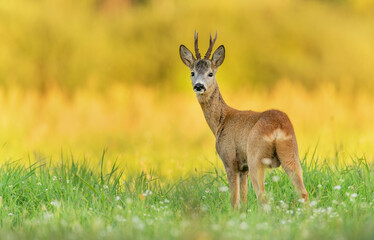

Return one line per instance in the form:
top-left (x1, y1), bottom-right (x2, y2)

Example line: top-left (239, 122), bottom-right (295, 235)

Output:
top-left (179, 31), bottom-right (225, 95)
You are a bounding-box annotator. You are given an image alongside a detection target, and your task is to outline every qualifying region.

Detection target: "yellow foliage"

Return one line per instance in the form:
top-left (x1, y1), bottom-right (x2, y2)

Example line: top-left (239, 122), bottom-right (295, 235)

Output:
top-left (0, 0), bottom-right (374, 92)
top-left (0, 83), bottom-right (373, 178)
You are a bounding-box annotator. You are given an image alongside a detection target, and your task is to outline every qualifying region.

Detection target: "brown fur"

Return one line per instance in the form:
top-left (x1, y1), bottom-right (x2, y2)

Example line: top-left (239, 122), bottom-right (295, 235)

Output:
top-left (179, 34), bottom-right (308, 210)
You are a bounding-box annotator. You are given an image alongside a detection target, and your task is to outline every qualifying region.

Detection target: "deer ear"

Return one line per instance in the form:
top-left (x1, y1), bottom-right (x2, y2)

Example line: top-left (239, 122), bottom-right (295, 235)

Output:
top-left (179, 45), bottom-right (195, 68)
top-left (211, 45), bottom-right (225, 68)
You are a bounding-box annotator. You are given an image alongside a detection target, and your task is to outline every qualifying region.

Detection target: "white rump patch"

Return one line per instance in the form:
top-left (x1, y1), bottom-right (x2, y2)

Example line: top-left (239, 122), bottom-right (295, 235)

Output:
top-left (263, 128), bottom-right (292, 143)
top-left (261, 158), bottom-right (272, 165)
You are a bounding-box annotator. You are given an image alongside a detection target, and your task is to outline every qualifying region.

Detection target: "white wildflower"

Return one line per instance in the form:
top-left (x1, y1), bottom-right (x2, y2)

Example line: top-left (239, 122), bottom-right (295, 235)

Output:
top-left (240, 221), bottom-right (248, 230)
top-left (219, 186), bottom-right (229, 192)
top-left (50, 200), bottom-right (61, 207)
top-left (43, 212), bottom-right (54, 220)
top-left (227, 220), bottom-right (235, 227)
top-left (281, 202), bottom-right (289, 209)
top-left (132, 216), bottom-right (145, 230)
top-left (263, 204), bottom-right (271, 213)
top-left (115, 196), bottom-right (120, 201)
top-left (333, 185), bottom-right (341, 190)
top-left (142, 190), bottom-right (152, 196)
top-left (272, 176), bottom-right (280, 182)
top-left (201, 205), bottom-right (208, 211)
top-left (256, 222), bottom-right (269, 230)
top-left (327, 207), bottom-right (333, 213)
top-left (310, 201), bottom-right (318, 207)
top-left (115, 215), bottom-right (126, 222)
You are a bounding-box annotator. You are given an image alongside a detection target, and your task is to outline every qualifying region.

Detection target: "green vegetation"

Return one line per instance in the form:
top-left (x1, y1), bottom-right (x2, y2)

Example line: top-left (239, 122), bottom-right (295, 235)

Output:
top-left (0, 153), bottom-right (373, 239)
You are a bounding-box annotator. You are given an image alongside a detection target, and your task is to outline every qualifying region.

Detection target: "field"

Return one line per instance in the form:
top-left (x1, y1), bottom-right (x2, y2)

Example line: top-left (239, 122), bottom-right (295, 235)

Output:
top-left (1, 0), bottom-right (374, 239)
top-left (0, 154), bottom-right (373, 239)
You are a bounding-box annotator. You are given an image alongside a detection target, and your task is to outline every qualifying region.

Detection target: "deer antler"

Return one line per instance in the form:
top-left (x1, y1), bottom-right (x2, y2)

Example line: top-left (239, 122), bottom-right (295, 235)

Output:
top-left (194, 30), bottom-right (201, 59)
top-left (204, 31), bottom-right (218, 59)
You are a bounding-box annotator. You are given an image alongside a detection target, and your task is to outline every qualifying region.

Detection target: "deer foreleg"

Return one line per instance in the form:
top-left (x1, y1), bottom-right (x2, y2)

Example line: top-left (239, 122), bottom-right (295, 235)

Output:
top-left (225, 167), bottom-right (240, 209)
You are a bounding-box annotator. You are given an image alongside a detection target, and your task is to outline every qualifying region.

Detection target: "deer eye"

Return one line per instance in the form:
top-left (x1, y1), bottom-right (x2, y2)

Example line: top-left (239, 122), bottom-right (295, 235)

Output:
top-left (208, 73), bottom-right (213, 77)
top-left (191, 72), bottom-right (195, 77)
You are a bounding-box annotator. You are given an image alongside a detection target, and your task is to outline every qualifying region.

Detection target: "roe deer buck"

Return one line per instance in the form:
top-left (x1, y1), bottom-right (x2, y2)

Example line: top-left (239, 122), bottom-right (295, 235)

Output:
top-left (179, 32), bottom-right (308, 209)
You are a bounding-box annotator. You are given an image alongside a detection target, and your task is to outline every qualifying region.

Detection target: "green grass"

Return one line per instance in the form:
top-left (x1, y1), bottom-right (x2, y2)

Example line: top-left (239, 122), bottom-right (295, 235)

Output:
top-left (0, 153), bottom-right (373, 240)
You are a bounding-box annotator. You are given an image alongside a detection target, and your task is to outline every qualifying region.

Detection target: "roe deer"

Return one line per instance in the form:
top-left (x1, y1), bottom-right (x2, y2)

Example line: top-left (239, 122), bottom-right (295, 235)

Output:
top-left (179, 32), bottom-right (308, 210)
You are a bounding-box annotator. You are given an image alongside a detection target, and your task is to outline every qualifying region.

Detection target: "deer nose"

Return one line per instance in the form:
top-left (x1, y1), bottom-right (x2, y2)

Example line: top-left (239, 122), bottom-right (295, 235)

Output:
top-left (193, 83), bottom-right (206, 92)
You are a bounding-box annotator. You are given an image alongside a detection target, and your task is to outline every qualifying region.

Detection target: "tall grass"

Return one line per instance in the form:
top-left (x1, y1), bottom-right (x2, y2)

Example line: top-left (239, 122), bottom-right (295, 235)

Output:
top-left (0, 153), bottom-right (373, 239)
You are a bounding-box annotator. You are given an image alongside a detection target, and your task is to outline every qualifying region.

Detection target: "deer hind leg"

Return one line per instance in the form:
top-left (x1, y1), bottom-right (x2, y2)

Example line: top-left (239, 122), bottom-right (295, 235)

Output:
top-left (247, 139), bottom-right (274, 206)
top-left (247, 124), bottom-right (284, 205)
top-left (248, 161), bottom-right (267, 205)
top-left (239, 170), bottom-right (249, 207)
top-left (275, 138), bottom-right (309, 202)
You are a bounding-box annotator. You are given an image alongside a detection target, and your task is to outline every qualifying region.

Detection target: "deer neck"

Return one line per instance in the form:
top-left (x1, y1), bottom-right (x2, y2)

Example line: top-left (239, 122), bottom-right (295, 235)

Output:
top-left (197, 83), bottom-right (230, 136)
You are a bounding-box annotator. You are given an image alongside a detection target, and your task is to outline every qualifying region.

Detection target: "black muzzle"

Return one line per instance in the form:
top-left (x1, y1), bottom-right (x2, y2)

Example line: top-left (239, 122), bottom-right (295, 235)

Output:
top-left (193, 83), bottom-right (206, 92)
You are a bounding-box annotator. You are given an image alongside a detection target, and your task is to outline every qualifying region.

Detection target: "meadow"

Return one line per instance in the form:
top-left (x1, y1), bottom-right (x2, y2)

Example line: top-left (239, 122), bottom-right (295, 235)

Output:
top-left (0, 0), bottom-right (374, 239)
top-left (0, 153), bottom-right (373, 239)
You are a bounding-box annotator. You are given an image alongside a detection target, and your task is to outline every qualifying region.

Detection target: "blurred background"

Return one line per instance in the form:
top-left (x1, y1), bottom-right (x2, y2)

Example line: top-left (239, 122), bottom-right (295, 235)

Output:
top-left (0, 0), bottom-right (374, 177)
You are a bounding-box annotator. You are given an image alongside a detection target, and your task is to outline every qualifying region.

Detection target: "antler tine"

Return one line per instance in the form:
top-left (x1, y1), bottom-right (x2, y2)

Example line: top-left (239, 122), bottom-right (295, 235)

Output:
top-left (204, 30), bottom-right (218, 59)
top-left (194, 30), bottom-right (201, 60)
